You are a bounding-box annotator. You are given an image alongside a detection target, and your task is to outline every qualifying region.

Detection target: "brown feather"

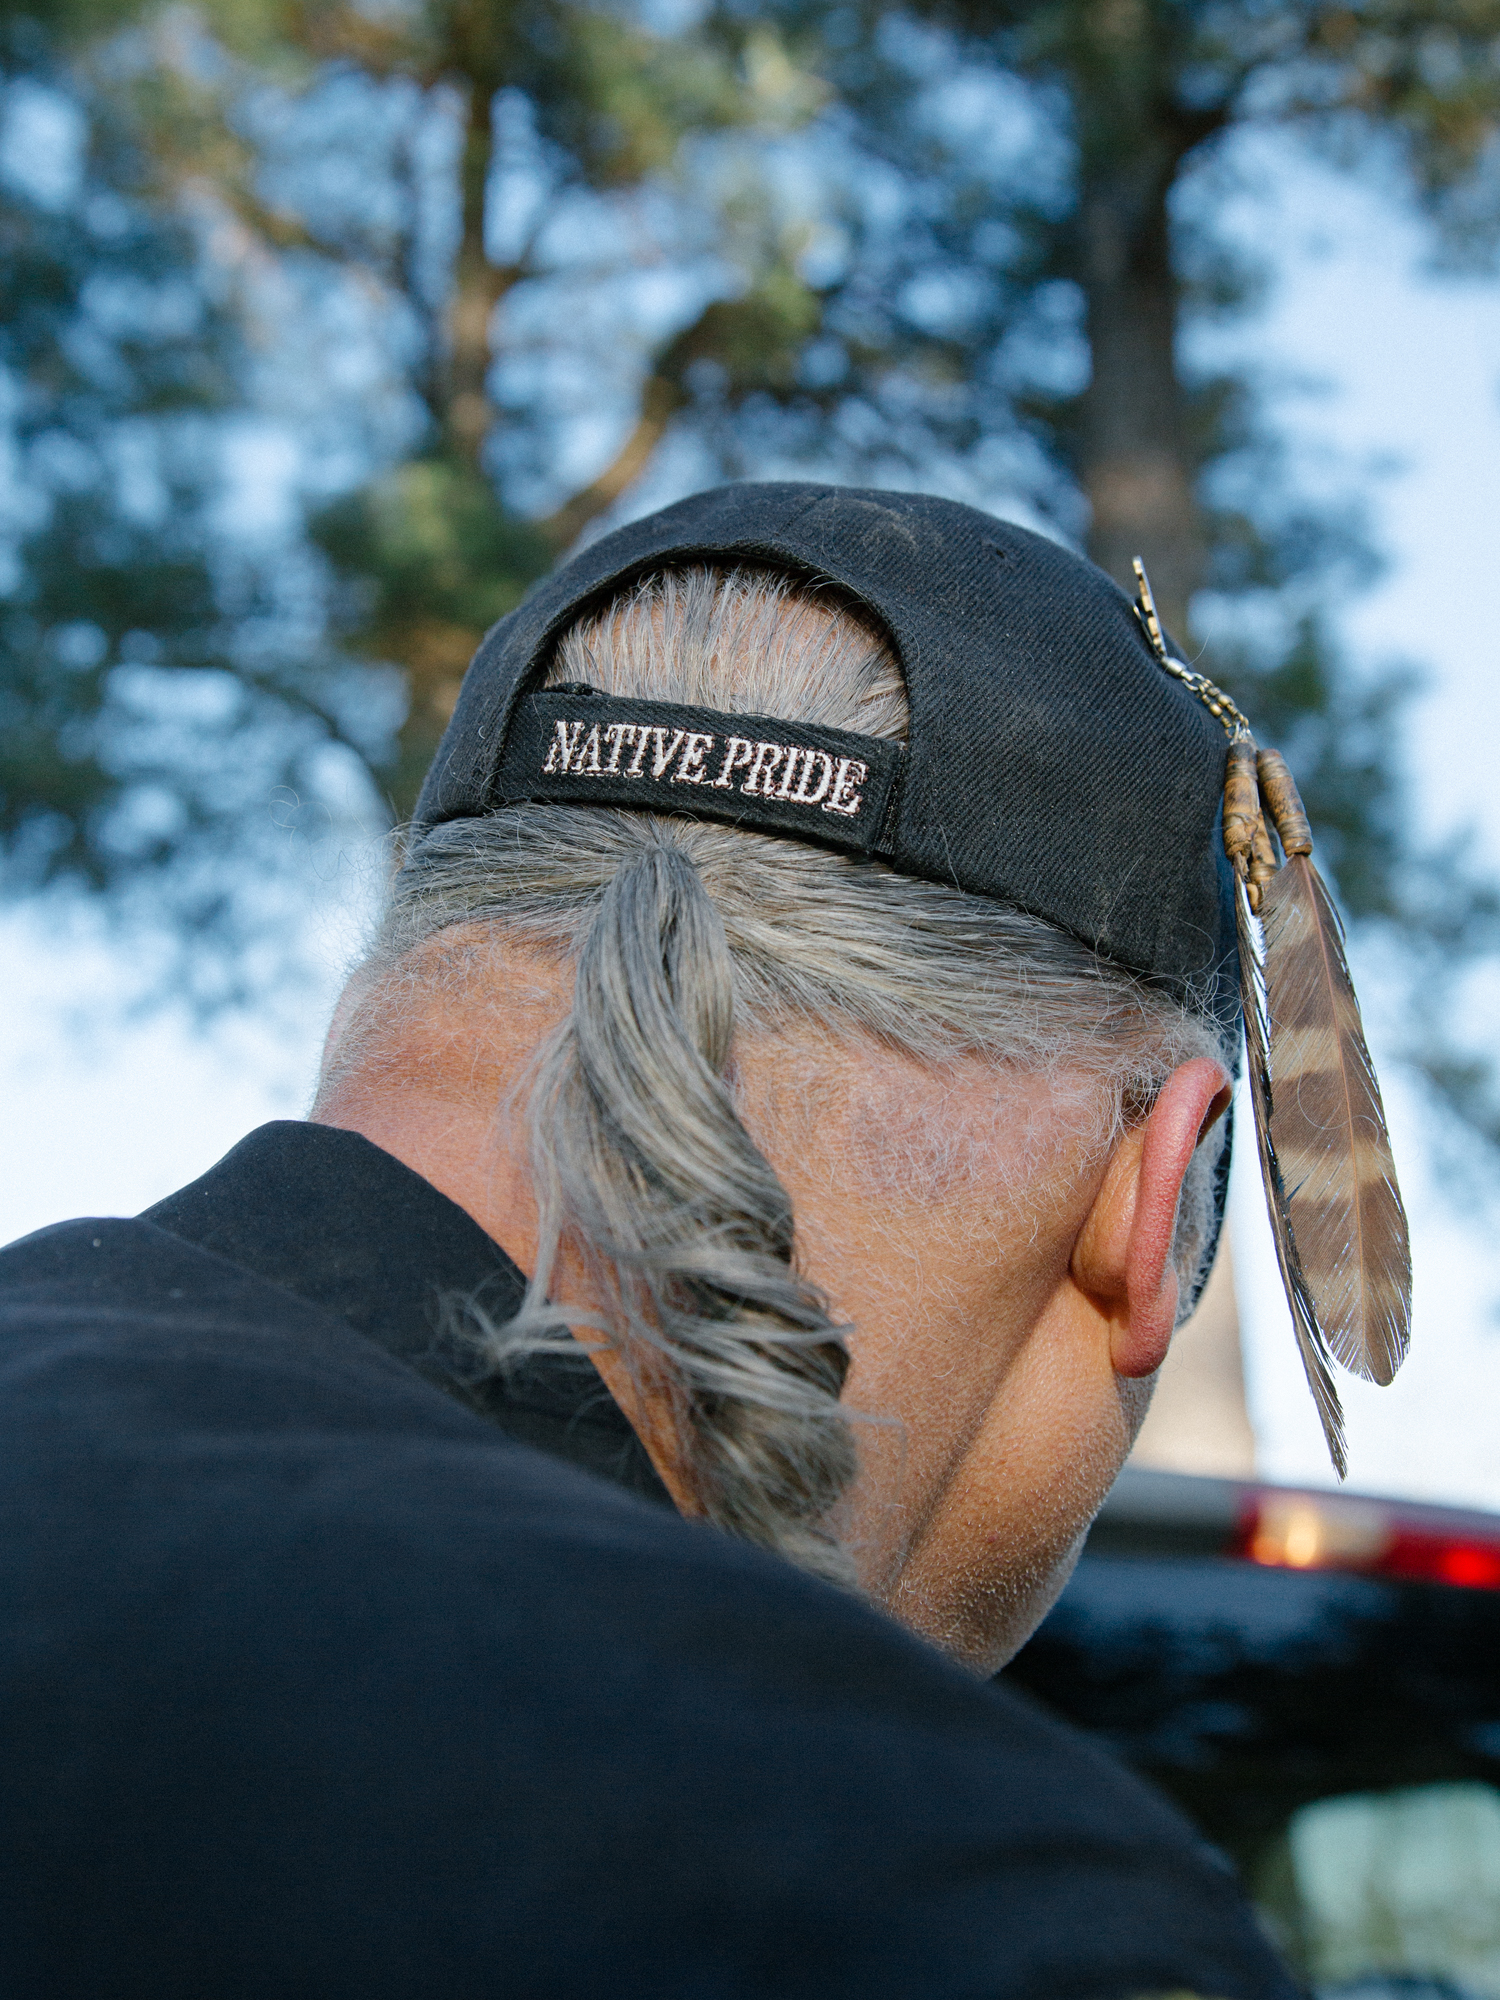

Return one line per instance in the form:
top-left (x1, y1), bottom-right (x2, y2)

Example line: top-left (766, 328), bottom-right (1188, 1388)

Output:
top-left (1259, 854), bottom-right (1412, 1389)
top-left (1235, 868), bottom-right (1348, 1475)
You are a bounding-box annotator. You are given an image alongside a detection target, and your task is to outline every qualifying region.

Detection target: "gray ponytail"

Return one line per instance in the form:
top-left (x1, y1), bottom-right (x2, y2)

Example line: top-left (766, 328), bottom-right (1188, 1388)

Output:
top-left (352, 566), bottom-right (1232, 1582)
top-left (518, 840), bottom-right (856, 1582)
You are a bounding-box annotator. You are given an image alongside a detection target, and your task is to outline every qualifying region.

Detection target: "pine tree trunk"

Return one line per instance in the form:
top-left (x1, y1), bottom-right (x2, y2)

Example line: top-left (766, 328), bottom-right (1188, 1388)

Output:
top-left (1074, 158), bottom-right (1202, 643)
top-left (1054, 0), bottom-right (1228, 644)
top-left (443, 78), bottom-right (508, 468)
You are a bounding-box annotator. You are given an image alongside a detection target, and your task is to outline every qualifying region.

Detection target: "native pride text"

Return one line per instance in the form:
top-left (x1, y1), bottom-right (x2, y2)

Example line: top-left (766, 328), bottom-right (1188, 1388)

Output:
top-left (541, 718), bottom-right (870, 817)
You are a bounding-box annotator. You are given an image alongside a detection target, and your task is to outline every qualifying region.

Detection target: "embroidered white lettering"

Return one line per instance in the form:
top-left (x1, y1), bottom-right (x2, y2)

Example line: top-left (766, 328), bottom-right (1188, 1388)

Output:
top-left (741, 740), bottom-right (786, 796)
top-left (540, 712), bottom-right (871, 821)
top-left (673, 731), bottom-right (715, 784)
top-left (543, 719), bottom-right (585, 774)
top-left (789, 749), bottom-right (833, 806)
top-left (713, 737), bottom-right (755, 788)
top-left (649, 727), bottom-right (686, 779)
top-left (823, 757), bottom-right (867, 817)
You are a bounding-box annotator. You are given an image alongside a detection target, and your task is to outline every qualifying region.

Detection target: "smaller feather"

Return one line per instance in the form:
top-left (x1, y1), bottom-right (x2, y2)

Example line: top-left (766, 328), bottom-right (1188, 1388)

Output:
top-left (1235, 869), bottom-right (1348, 1476)
top-left (1259, 855), bottom-right (1413, 1389)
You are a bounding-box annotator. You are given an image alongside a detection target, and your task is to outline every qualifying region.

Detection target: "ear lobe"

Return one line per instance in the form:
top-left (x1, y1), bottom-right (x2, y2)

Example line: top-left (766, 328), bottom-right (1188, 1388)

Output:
top-left (1074, 1059), bottom-right (1231, 1380)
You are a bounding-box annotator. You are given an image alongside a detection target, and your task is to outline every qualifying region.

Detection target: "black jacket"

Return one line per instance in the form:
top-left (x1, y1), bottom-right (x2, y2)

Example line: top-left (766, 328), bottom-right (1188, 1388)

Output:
top-left (0, 1121), bottom-right (1297, 1999)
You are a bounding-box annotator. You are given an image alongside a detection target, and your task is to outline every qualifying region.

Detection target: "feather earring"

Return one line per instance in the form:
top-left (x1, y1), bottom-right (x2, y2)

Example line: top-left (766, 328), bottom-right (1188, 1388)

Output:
top-left (1131, 562), bottom-right (1412, 1476)
top-left (1224, 741), bottom-right (1350, 1472)
top-left (1254, 750), bottom-right (1412, 1392)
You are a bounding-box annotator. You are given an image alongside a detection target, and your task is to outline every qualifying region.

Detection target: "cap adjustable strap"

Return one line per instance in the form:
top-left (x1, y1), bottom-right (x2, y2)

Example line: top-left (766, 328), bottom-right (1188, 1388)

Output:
top-left (492, 687), bottom-right (904, 858)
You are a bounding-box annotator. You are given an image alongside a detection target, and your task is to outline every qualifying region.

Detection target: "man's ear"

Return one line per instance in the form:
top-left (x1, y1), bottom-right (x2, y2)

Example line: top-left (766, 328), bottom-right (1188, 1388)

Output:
top-left (1071, 1059), bottom-right (1232, 1380)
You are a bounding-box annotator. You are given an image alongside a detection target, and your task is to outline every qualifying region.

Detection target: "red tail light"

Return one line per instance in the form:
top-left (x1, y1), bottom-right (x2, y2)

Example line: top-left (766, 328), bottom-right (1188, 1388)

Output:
top-left (1232, 1489), bottom-right (1500, 1591)
top-left (1386, 1534), bottom-right (1500, 1591)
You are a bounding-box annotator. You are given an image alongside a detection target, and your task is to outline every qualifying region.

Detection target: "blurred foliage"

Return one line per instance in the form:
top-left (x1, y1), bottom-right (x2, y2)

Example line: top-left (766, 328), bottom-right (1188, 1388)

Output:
top-left (112, 0), bottom-right (825, 797)
top-left (1, 0), bottom-right (1499, 1134)
top-left (0, 0), bottom-right (833, 889)
top-left (310, 456), bottom-right (551, 811)
top-left (0, 17), bottom-right (232, 889)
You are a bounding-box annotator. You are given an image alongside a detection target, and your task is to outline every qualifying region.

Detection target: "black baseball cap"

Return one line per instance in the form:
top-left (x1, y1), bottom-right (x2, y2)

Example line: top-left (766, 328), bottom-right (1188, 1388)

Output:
top-left (414, 481), bottom-right (1239, 1030)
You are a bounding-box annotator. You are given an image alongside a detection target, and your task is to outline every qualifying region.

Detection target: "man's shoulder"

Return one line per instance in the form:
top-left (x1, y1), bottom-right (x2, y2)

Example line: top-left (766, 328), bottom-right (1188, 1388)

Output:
top-left (0, 1207), bottom-right (679, 1557)
top-left (0, 1210), bottom-right (500, 1441)
top-left (0, 1210), bottom-right (350, 1330)
top-left (0, 1215), bottom-right (1295, 2000)
top-left (0, 1212), bottom-right (999, 1729)
top-left (0, 1217), bottom-right (1182, 1811)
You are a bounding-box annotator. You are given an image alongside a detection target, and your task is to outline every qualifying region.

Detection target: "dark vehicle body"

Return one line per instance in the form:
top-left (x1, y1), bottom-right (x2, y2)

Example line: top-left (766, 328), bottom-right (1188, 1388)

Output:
top-left (1010, 1470), bottom-right (1500, 1995)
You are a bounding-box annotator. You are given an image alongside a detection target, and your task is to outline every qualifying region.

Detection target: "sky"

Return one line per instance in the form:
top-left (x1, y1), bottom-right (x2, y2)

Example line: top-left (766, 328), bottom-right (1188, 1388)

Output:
top-left (3, 137), bottom-right (1499, 1511)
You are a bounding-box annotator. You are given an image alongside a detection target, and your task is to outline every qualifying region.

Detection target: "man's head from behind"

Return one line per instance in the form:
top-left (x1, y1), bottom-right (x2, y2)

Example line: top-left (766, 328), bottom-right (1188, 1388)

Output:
top-left (315, 489), bottom-right (1234, 1675)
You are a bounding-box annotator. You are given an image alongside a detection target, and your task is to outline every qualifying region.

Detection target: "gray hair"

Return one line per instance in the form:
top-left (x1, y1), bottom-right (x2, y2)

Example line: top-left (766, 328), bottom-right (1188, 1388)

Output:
top-left (344, 566), bottom-right (1231, 1586)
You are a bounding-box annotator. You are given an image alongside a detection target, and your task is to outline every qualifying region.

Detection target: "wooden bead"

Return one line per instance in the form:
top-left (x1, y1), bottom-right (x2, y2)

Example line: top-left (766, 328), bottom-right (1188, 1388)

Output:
top-left (1222, 741), bottom-right (1262, 867)
top-left (1257, 747), bottom-right (1314, 857)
